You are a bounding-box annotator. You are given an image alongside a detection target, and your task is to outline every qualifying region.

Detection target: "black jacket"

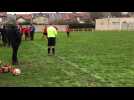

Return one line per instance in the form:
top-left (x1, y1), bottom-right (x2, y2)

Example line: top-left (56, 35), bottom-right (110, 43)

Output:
top-left (6, 25), bottom-right (21, 46)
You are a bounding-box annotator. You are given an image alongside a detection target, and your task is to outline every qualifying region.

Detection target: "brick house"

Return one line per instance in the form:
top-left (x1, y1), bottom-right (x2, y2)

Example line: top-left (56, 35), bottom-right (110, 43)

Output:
top-left (0, 12), bottom-right (7, 25)
top-left (32, 13), bottom-right (49, 25)
top-left (16, 14), bottom-right (32, 24)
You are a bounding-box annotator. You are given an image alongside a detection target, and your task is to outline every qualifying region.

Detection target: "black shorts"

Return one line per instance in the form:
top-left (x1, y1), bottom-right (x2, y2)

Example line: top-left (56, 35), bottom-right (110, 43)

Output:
top-left (43, 32), bottom-right (47, 36)
top-left (48, 37), bottom-right (56, 46)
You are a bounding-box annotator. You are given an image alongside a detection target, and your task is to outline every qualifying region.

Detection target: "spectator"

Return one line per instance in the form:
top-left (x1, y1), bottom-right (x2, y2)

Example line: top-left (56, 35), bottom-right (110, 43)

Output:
top-left (29, 24), bottom-right (35, 40)
top-left (43, 25), bottom-right (48, 40)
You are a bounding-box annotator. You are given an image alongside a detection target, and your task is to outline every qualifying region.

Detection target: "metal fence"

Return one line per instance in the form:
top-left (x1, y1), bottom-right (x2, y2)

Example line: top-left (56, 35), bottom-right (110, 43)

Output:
top-left (127, 23), bottom-right (134, 31)
top-left (71, 28), bottom-right (94, 32)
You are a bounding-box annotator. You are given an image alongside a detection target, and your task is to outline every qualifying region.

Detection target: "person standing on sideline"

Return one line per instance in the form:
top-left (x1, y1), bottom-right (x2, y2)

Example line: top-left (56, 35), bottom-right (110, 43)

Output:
top-left (24, 26), bottom-right (30, 40)
top-left (18, 25), bottom-right (23, 39)
top-left (43, 25), bottom-right (47, 40)
top-left (47, 25), bottom-right (58, 55)
top-left (29, 24), bottom-right (35, 40)
top-left (6, 24), bottom-right (21, 65)
top-left (66, 25), bottom-right (70, 38)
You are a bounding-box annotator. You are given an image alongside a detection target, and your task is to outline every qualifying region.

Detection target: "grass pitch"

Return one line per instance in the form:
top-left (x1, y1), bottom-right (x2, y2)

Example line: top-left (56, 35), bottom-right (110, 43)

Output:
top-left (0, 31), bottom-right (134, 87)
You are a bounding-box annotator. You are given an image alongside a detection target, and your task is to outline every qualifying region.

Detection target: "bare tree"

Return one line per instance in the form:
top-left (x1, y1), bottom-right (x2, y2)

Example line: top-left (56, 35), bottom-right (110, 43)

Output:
top-left (6, 14), bottom-right (16, 25)
top-left (90, 12), bottom-right (104, 20)
top-left (128, 12), bottom-right (134, 17)
top-left (89, 12), bottom-right (111, 20)
top-left (110, 12), bottom-right (122, 17)
top-left (102, 12), bottom-right (111, 17)
top-left (53, 19), bottom-right (65, 25)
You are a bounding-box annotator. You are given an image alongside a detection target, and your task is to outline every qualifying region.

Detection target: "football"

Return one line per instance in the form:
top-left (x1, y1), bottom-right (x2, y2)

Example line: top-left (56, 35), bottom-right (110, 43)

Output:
top-left (12, 68), bottom-right (21, 76)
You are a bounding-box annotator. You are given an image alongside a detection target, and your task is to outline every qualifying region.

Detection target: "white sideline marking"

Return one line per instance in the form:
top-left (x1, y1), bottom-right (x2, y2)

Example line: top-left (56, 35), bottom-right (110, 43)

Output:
top-left (32, 42), bottom-right (47, 50)
top-left (32, 42), bottom-right (81, 69)
top-left (32, 42), bottom-right (86, 71)
top-left (32, 42), bottom-right (105, 81)
top-left (56, 56), bottom-right (88, 73)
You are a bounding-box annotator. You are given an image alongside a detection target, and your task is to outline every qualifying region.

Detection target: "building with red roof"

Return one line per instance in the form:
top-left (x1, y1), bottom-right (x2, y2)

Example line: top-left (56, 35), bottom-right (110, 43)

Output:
top-left (16, 14), bottom-right (32, 24)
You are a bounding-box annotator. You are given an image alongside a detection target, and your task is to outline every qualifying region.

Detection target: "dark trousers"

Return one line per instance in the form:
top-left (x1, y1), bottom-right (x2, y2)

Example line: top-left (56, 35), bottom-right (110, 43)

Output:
top-left (11, 39), bottom-right (21, 65)
top-left (48, 37), bottom-right (56, 55)
top-left (67, 32), bottom-right (70, 37)
top-left (1, 33), bottom-right (8, 46)
top-left (0, 33), bottom-right (1, 40)
top-left (30, 31), bottom-right (34, 40)
top-left (25, 32), bottom-right (29, 40)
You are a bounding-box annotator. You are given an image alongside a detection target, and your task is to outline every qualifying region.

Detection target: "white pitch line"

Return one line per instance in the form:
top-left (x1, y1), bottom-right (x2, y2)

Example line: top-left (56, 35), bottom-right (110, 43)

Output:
top-left (32, 42), bottom-right (88, 71)
top-left (32, 42), bottom-right (47, 50)
top-left (56, 56), bottom-right (89, 74)
top-left (56, 56), bottom-right (105, 82)
top-left (32, 42), bottom-right (78, 77)
top-left (32, 42), bottom-right (88, 73)
top-left (32, 42), bottom-right (105, 81)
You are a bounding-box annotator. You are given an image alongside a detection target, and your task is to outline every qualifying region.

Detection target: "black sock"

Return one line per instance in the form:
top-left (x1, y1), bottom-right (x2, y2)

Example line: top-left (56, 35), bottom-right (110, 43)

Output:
top-left (48, 48), bottom-right (50, 54)
top-left (52, 48), bottom-right (55, 55)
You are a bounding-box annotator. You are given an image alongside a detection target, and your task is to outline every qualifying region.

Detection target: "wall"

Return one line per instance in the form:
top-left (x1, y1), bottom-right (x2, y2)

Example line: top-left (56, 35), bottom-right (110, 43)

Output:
top-left (33, 16), bottom-right (49, 24)
top-left (95, 17), bottom-right (134, 31)
top-left (33, 25), bottom-right (68, 32)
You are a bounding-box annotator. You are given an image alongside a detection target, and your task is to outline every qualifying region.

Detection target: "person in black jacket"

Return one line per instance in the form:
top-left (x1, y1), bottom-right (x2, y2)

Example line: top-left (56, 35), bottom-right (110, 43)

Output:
top-left (0, 27), bottom-right (2, 41)
top-left (0, 25), bottom-right (8, 46)
top-left (6, 24), bottom-right (21, 65)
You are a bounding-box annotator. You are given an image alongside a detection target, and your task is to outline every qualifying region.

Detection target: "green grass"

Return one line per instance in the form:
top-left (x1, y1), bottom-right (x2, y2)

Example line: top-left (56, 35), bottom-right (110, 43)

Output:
top-left (0, 31), bottom-right (134, 87)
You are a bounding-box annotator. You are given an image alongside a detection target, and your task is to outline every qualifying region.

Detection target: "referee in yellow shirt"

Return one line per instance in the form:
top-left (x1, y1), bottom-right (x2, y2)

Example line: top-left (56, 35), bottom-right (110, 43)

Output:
top-left (47, 25), bottom-right (58, 55)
